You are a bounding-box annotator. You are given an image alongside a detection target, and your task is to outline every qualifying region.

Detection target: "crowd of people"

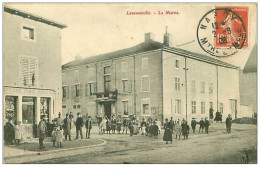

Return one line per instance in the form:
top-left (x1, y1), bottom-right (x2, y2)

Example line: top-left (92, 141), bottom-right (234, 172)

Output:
top-left (4, 112), bottom-right (234, 149)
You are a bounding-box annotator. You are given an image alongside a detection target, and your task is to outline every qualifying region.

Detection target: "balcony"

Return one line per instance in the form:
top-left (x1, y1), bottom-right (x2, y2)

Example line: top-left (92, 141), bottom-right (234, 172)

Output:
top-left (95, 90), bottom-right (117, 103)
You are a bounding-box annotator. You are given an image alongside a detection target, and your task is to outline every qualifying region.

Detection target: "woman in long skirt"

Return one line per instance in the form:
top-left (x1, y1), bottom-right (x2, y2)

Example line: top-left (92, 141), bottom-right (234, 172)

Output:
top-left (163, 118), bottom-right (173, 144)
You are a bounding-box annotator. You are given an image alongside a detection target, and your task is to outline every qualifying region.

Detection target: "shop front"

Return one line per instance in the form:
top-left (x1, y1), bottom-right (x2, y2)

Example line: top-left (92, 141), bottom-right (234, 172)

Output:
top-left (3, 86), bottom-right (55, 139)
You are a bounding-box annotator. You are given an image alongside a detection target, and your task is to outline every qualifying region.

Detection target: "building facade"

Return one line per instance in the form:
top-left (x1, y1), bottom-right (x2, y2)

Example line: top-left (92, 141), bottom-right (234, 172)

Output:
top-left (239, 44), bottom-right (257, 117)
top-left (62, 32), bottom-right (240, 123)
top-left (3, 6), bottom-right (67, 138)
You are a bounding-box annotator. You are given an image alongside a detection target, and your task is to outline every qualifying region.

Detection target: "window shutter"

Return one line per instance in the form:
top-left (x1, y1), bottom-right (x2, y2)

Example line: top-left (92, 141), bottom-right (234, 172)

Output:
top-left (94, 82), bottom-right (97, 94)
top-left (129, 80), bottom-right (132, 93)
top-left (67, 86), bottom-right (69, 99)
top-left (71, 85), bottom-right (75, 99)
top-left (85, 84), bottom-right (88, 97)
top-left (79, 84), bottom-right (83, 97)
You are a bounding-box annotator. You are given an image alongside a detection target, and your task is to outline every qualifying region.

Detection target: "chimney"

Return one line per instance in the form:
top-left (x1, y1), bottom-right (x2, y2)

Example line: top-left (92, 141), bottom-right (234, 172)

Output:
top-left (163, 26), bottom-right (173, 47)
top-left (144, 32), bottom-right (155, 42)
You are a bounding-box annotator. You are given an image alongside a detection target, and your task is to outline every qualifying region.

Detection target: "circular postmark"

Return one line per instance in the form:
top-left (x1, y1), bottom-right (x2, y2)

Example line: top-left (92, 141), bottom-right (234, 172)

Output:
top-left (197, 8), bottom-right (247, 58)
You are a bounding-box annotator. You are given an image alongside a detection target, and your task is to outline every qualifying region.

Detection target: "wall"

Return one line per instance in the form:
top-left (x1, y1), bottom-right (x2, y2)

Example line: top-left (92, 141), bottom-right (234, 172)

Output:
top-left (162, 51), bottom-right (240, 123)
top-left (3, 12), bottom-right (62, 120)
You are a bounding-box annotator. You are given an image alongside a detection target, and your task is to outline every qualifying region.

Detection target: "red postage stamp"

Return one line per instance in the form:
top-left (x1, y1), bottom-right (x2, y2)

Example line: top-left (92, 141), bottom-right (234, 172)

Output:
top-left (215, 6), bottom-right (248, 48)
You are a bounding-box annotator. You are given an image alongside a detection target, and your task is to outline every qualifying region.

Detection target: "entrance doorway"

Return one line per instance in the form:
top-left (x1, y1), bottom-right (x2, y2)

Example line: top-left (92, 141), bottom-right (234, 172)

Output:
top-left (229, 99), bottom-right (237, 119)
top-left (104, 102), bottom-right (111, 119)
top-left (22, 97), bottom-right (36, 137)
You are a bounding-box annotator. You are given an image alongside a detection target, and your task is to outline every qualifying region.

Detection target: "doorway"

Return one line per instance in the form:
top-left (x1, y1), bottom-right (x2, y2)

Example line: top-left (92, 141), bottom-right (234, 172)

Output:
top-left (104, 102), bottom-right (111, 119)
top-left (229, 99), bottom-right (237, 119)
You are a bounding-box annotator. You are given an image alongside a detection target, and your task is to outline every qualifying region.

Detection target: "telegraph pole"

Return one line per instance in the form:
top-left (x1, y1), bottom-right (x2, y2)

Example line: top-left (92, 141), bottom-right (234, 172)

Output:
top-left (216, 61), bottom-right (219, 111)
top-left (183, 57), bottom-right (188, 122)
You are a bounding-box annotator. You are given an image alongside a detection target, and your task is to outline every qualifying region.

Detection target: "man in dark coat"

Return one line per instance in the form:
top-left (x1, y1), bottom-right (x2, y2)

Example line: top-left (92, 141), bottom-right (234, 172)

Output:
top-left (181, 120), bottom-right (190, 140)
top-left (63, 113), bottom-right (72, 141)
top-left (4, 119), bottom-right (15, 144)
top-left (129, 120), bottom-right (134, 136)
top-left (226, 114), bottom-right (232, 133)
top-left (169, 117), bottom-right (175, 132)
top-left (199, 118), bottom-right (205, 133)
top-left (38, 115), bottom-right (47, 149)
top-left (191, 118), bottom-right (197, 133)
top-left (209, 107), bottom-right (214, 119)
top-left (85, 116), bottom-right (92, 139)
top-left (75, 112), bottom-right (83, 140)
top-left (111, 115), bottom-right (116, 134)
top-left (163, 118), bottom-right (173, 144)
top-left (204, 117), bottom-right (210, 134)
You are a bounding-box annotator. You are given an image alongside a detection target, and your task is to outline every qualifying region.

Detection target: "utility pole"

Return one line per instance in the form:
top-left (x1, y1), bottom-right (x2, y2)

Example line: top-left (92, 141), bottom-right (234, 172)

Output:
top-left (183, 57), bottom-right (188, 122)
top-left (133, 54), bottom-right (136, 115)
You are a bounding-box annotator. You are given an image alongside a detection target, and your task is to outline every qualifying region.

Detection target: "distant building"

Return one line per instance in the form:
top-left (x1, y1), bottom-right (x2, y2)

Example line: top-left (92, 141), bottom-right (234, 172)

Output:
top-left (239, 44), bottom-right (257, 118)
top-left (62, 31), bottom-right (240, 123)
top-left (3, 6), bottom-right (67, 138)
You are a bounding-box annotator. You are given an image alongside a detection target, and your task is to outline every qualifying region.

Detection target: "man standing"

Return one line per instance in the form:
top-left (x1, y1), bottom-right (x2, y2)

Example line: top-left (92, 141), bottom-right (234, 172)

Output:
top-left (226, 114), bottom-right (232, 133)
top-left (191, 118), bottom-right (197, 133)
top-left (85, 116), bottom-right (92, 139)
top-left (199, 118), bottom-right (205, 133)
top-left (63, 113), bottom-right (72, 141)
top-left (111, 115), bottom-right (116, 134)
top-left (38, 115), bottom-right (47, 149)
top-left (122, 118), bottom-right (128, 134)
top-left (75, 112), bottom-right (83, 140)
top-left (181, 120), bottom-right (190, 140)
top-left (204, 117), bottom-right (210, 134)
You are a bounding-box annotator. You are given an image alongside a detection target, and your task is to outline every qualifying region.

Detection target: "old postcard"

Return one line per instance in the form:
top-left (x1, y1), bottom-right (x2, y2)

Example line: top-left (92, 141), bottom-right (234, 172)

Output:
top-left (3, 3), bottom-right (257, 164)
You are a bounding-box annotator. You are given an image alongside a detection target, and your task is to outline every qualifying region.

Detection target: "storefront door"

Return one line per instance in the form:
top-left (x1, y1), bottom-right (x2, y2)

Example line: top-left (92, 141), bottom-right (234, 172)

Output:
top-left (22, 97), bottom-right (36, 137)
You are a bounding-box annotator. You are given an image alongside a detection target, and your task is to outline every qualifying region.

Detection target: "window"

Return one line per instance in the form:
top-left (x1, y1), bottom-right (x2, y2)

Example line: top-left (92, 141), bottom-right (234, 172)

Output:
top-left (85, 83), bottom-right (96, 97)
top-left (104, 66), bottom-right (111, 92)
top-left (62, 86), bottom-right (68, 99)
top-left (122, 80), bottom-right (129, 93)
top-left (22, 26), bottom-right (34, 40)
top-left (220, 103), bottom-right (224, 114)
top-left (73, 105), bottom-right (77, 109)
top-left (62, 105), bottom-right (66, 109)
top-left (122, 100), bottom-right (129, 115)
top-left (192, 101), bottom-right (196, 114)
top-left (209, 83), bottom-right (213, 94)
top-left (141, 76), bottom-right (150, 92)
top-left (142, 58), bottom-right (148, 69)
top-left (200, 81), bottom-right (205, 93)
top-left (75, 84), bottom-right (80, 97)
top-left (175, 60), bottom-right (179, 68)
top-left (142, 99), bottom-right (150, 115)
top-left (175, 77), bottom-right (180, 91)
top-left (122, 62), bottom-right (127, 72)
top-left (191, 80), bottom-right (196, 93)
top-left (74, 70), bottom-right (79, 82)
top-left (20, 56), bottom-right (38, 86)
top-left (88, 68), bottom-right (94, 80)
top-left (201, 102), bottom-right (205, 114)
top-left (77, 105), bottom-right (81, 109)
top-left (175, 99), bottom-right (181, 114)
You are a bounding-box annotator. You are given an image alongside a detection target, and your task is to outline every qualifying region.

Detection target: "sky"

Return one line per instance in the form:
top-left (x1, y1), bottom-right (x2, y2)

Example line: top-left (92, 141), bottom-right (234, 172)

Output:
top-left (5, 3), bottom-right (257, 68)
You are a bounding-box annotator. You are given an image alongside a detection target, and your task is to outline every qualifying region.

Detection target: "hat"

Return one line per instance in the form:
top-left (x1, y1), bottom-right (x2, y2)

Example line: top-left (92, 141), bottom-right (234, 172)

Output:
top-left (192, 117), bottom-right (196, 119)
top-left (77, 112), bottom-right (81, 115)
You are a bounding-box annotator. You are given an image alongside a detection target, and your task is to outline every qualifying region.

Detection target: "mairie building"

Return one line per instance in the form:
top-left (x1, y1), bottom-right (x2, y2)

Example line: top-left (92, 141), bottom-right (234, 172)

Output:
top-left (3, 6), bottom-right (67, 138)
top-left (62, 31), bottom-right (240, 123)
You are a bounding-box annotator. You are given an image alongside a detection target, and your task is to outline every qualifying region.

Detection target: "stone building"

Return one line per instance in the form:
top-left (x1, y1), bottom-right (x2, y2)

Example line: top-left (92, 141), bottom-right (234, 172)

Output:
top-left (3, 6), bottom-right (67, 138)
top-left (62, 31), bottom-right (240, 123)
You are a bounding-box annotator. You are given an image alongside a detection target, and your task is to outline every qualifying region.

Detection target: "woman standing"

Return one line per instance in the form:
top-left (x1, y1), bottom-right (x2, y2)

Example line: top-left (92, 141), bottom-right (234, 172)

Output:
top-left (14, 121), bottom-right (22, 145)
top-left (174, 120), bottom-right (181, 140)
top-left (163, 118), bottom-right (173, 144)
top-left (102, 116), bottom-right (107, 134)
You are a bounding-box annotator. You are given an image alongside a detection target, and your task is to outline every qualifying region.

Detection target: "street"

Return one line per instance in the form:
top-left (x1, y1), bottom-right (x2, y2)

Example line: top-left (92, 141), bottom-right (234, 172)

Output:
top-left (4, 123), bottom-right (257, 164)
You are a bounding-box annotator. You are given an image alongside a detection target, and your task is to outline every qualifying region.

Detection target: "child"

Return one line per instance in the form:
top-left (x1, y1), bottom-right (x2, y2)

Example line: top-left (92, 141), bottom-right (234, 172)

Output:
top-left (14, 121), bottom-right (21, 145)
top-left (52, 124), bottom-right (63, 148)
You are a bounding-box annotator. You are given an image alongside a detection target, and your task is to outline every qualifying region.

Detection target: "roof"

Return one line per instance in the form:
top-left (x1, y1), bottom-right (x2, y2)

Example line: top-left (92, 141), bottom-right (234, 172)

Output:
top-left (243, 44), bottom-right (257, 73)
top-left (62, 39), bottom-right (239, 69)
top-left (4, 6), bottom-right (67, 29)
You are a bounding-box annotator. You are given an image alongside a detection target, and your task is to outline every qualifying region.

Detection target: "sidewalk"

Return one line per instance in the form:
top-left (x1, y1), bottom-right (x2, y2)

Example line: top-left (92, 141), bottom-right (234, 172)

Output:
top-left (4, 137), bottom-right (105, 159)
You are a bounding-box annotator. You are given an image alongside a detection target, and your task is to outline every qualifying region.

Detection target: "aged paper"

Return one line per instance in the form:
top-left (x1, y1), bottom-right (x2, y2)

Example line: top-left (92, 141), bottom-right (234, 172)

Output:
top-left (3, 3), bottom-right (257, 164)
